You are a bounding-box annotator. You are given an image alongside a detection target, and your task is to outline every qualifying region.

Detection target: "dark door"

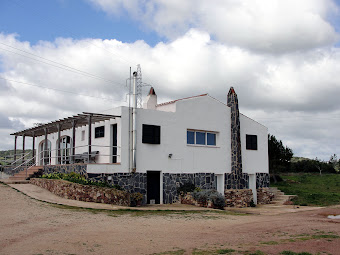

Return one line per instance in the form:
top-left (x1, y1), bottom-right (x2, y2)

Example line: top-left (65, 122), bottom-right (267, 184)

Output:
top-left (112, 124), bottom-right (117, 163)
top-left (147, 171), bottom-right (160, 204)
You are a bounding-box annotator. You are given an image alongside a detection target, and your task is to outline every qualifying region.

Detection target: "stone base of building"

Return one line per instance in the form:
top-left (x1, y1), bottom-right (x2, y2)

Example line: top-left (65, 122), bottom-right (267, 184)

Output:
top-left (30, 178), bottom-right (130, 206)
top-left (40, 167), bottom-right (271, 205)
top-left (224, 189), bottom-right (253, 207)
top-left (257, 187), bottom-right (275, 204)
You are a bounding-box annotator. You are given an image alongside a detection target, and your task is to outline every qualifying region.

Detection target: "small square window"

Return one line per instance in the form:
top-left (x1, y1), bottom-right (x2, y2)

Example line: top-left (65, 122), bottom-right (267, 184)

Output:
top-left (187, 131), bottom-right (195, 144)
top-left (95, 126), bottom-right (105, 138)
top-left (246, 134), bottom-right (257, 150)
top-left (142, 124), bottom-right (161, 144)
top-left (81, 130), bottom-right (85, 141)
top-left (207, 133), bottom-right (216, 146)
top-left (196, 132), bottom-right (206, 145)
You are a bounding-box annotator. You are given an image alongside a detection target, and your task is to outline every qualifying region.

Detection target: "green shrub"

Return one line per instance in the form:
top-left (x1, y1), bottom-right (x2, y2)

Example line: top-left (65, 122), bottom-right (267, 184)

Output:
top-left (177, 182), bottom-right (196, 195)
top-left (192, 189), bottom-right (226, 209)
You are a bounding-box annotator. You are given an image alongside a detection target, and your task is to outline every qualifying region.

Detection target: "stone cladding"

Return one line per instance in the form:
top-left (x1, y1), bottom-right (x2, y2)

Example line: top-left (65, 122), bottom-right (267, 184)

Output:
top-left (2, 166), bottom-right (25, 176)
top-left (257, 187), bottom-right (275, 204)
top-left (43, 164), bottom-right (87, 176)
top-left (227, 87), bottom-right (243, 189)
top-left (256, 173), bottom-right (270, 188)
top-left (224, 189), bottom-right (253, 207)
top-left (30, 178), bottom-right (130, 206)
top-left (163, 173), bottom-right (216, 204)
top-left (88, 172), bottom-right (147, 204)
top-left (225, 173), bottom-right (249, 189)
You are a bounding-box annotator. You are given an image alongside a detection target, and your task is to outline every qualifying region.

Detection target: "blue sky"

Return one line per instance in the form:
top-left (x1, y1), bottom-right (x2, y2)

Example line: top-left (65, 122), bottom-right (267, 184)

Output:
top-left (0, 0), bottom-right (160, 45)
top-left (0, 0), bottom-right (340, 161)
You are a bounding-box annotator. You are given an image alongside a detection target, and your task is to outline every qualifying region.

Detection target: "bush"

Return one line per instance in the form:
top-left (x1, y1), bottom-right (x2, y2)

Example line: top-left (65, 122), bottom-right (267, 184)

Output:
top-left (177, 182), bottom-right (196, 195)
top-left (192, 189), bottom-right (226, 209)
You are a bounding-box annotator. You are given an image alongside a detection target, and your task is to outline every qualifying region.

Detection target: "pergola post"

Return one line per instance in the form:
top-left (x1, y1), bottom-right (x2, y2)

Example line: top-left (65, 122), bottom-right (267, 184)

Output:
top-left (32, 132), bottom-right (35, 159)
top-left (22, 135), bottom-right (26, 164)
top-left (88, 114), bottom-right (92, 163)
top-left (14, 135), bottom-right (17, 163)
top-left (72, 120), bottom-right (76, 163)
top-left (57, 124), bottom-right (61, 164)
top-left (44, 128), bottom-right (48, 165)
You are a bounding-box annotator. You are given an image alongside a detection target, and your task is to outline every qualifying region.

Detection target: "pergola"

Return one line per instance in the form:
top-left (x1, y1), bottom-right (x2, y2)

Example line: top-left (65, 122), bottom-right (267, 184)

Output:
top-left (11, 112), bottom-right (121, 164)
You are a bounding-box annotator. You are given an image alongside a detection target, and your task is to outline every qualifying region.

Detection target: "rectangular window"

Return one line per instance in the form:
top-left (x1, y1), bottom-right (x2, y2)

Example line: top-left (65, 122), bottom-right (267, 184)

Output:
top-left (196, 132), bottom-right (206, 145)
top-left (187, 131), bottom-right (195, 144)
top-left (81, 130), bottom-right (85, 141)
top-left (207, 133), bottom-right (216, 146)
top-left (142, 124), bottom-right (161, 144)
top-left (246, 134), bottom-right (257, 150)
top-left (187, 130), bottom-right (217, 146)
top-left (95, 126), bottom-right (105, 138)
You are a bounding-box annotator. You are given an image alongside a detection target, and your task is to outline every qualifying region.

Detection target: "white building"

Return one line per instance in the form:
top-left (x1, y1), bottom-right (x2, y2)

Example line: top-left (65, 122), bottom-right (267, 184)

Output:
top-left (11, 87), bottom-right (269, 204)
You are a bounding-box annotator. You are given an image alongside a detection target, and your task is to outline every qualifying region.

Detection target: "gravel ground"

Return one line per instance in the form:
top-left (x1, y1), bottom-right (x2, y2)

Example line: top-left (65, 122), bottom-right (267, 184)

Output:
top-left (0, 183), bottom-right (339, 255)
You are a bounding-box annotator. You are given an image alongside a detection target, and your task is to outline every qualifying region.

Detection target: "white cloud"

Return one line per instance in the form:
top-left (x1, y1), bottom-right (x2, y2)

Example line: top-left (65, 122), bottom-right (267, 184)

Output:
top-left (87, 0), bottom-right (339, 52)
top-left (0, 30), bottom-right (340, 159)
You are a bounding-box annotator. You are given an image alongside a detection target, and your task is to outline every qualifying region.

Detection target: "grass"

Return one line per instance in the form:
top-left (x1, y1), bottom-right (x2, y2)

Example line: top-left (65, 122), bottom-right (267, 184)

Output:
top-left (271, 174), bottom-right (340, 206)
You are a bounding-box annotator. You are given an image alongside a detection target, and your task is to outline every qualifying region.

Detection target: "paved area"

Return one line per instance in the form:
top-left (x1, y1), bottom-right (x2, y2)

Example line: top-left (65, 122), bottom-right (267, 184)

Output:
top-left (0, 179), bottom-right (323, 215)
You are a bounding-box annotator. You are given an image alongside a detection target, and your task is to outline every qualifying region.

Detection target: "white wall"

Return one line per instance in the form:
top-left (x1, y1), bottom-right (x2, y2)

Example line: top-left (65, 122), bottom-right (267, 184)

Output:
top-left (136, 95), bottom-right (231, 174)
top-left (240, 114), bottom-right (269, 174)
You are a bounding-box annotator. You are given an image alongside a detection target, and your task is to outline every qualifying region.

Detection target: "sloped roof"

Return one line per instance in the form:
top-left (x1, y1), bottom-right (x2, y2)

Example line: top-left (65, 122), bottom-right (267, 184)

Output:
top-left (156, 93), bottom-right (208, 107)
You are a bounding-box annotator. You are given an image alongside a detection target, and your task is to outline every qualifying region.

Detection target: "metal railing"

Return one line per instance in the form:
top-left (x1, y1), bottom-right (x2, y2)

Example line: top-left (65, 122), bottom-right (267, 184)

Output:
top-left (2, 152), bottom-right (32, 166)
top-left (38, 144), bottom-right (121, 166)
top-left (12, 155), bottom-right (37, 178)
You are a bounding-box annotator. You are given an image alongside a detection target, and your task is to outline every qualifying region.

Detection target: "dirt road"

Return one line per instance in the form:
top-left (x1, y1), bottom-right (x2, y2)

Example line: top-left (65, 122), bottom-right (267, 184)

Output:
top-left (0, 183), bottom-right (339, 255)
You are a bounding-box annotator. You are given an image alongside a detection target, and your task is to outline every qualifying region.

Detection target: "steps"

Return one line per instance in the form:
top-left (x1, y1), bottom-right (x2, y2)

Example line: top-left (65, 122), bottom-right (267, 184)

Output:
top-left (268, 187), bottom-right (296, 205)
top-left (8, 166), bottom-right (43, 182)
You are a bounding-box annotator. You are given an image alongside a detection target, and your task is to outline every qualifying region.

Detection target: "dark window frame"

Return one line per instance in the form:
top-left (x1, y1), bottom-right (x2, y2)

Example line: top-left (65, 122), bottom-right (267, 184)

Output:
top-left (142, 124), bottom-right (161, 144)
top-left (246, 134), bottom-right (257, 150)
top-left (95, 126), bottom-right (105, 138)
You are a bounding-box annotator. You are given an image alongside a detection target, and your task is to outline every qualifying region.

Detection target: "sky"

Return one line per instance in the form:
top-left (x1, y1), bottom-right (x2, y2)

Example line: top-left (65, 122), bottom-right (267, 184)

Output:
top-left (0, 0), bottom-right (339, 161)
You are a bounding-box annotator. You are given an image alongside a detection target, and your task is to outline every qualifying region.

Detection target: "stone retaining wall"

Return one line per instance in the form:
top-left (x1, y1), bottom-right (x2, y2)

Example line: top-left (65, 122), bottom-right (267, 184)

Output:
top-left (224, 189), bottom-right (253, 207)
top-left (43, 164), bottom-right (87, 176)
top-left (257, 188), bottom-right (274, 204)
top-left (30, 178), bottom-right (130, 206)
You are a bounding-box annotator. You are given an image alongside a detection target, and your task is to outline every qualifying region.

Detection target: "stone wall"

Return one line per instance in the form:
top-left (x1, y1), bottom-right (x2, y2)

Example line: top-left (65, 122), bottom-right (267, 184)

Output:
top-left (256, 173), bottom-right (270, 188)
top-left (225, 173), bottom-right (249, 189)
top-left (30, 178), bottom-right (130, 206)
top-left (163, 173), bottom-right (216, 204)
top-left (44, 164), bottom-right (87, 176)
top-left (224, 189), bottom-right (253, 207)
top-left (257, 188), bottom-right (274, 204)
top-left (2, 166), bottom-right (25, 176)
top-left (88, 172), bottom-right (147, 204)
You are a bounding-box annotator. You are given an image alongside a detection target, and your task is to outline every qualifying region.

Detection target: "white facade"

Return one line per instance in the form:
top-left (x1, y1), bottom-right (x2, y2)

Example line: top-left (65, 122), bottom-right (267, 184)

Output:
top-left (35, 93), bottom-right (268, 176)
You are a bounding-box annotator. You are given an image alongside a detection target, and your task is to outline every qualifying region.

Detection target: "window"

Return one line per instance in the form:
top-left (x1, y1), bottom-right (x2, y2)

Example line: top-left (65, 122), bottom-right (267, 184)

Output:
top-left (81, 130), bottom-right (85, 141)
top-left (246, 134), bottom-right (257, 150)
top-left (142, 124), bottom-right (161, 144)
top-left (95, 126), bottom-right (105, 138)
top-left (187, 130), bottom-right (217, 146)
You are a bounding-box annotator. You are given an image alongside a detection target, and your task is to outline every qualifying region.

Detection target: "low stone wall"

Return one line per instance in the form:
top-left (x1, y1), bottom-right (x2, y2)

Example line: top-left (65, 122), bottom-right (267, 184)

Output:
top-left (30, 178), bottom-right (130, 206)
top-left (180, 193), bottom-right (215, 208)
top-left (257, 188), bottom-right (275, 204)
top-left (224, 189), bottom-right (253, 207)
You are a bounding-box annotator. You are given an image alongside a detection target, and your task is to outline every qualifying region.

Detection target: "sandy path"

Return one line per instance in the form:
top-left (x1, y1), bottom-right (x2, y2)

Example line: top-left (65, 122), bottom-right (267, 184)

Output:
top-left (0, 183), bottom-right (339, 255)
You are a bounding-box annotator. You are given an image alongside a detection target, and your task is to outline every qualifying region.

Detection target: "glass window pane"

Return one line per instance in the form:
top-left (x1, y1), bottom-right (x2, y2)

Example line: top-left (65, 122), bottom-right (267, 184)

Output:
top-left (196, 132), bottom-right (205, 145)
top-left (207, 133), bottom-right (216, 146)
top-left (187, 131), bottom-right (195, 144)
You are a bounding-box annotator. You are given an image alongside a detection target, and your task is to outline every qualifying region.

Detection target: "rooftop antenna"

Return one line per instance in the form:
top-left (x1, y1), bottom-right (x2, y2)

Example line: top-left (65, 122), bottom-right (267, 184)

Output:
top-left (136, 64), bottom-right (142, 108)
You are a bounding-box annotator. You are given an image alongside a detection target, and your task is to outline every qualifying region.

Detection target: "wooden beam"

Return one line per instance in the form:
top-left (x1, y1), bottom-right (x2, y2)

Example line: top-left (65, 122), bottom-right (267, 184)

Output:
top-left (57, 124), bottom-right (61, 164)
top-left (22, 135), bottom-right (25, 164)
top-left (88, 114), bottom-right (92, 163)
top-left (14, 136), bottom-right (17, 162)
top-left (72, 120), bottom-right (76, 163)
top-left (32, 132), bottom-right (35, 159)
top-left (44, 128), bottom-right (48, 165)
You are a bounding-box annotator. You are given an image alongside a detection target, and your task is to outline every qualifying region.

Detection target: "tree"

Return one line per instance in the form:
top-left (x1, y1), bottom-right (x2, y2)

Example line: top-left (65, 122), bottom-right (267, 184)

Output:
top-left (329, 154), bottom-right (340, 173)
top-left (268, 134), bottom-right (293, 182)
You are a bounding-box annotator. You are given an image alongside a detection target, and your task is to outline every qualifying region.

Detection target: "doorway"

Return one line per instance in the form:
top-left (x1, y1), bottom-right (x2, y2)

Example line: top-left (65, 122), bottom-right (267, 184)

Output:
top-left (111, 124), bottom-right (117, 163)
top-left (147, 171), bottom-right (161, 204)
